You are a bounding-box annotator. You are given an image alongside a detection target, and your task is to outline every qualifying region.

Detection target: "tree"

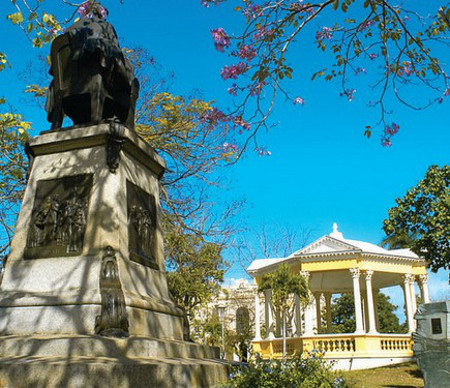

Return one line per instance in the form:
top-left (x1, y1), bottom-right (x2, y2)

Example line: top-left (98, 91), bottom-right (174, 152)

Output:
top-left (204, 0), bottom-right (449, 152)
top-left (258, 263), bottom-right (309, 360)
top-left (383, 165), bottom-right (450, 272)
top-left (165, 226), bottom-right (229, 341)
top-left (330, 292), bottom-right (406, 333)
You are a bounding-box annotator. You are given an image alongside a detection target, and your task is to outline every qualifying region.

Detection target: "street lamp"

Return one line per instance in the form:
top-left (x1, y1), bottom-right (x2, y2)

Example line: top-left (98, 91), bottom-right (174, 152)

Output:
top-left (217, 305), bottom-right (226, 359)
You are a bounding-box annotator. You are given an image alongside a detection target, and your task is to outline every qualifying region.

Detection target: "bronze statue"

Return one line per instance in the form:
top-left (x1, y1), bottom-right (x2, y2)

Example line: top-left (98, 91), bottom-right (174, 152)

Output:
top-left (45, 12), bottom-right (139, 130)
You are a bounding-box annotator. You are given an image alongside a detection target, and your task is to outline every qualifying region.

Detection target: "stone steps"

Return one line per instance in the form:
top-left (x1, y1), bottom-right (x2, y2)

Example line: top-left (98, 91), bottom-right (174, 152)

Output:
top-left (0, 335), bottom-right (219, 360)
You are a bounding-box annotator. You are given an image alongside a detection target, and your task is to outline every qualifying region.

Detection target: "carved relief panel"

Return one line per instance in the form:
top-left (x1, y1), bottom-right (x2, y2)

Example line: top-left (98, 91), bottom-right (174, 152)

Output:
top-left (25, 174), bottom-right (93, 259)
top-left (126, 180), bottom-right (158, 269)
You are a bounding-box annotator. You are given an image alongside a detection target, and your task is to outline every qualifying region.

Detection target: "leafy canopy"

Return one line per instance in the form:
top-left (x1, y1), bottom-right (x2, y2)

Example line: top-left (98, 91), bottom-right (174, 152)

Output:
top-left (383, 165), bottom-right (450, 272)
top-left (258, 263), bottom-right (309, 313)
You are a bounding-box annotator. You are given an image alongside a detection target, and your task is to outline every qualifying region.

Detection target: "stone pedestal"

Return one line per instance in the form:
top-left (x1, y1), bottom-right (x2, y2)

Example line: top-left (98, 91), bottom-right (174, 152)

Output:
top-left (0, 123), bottom-right (228, 387)
top-left (413, 301), bottom-right (450, 388)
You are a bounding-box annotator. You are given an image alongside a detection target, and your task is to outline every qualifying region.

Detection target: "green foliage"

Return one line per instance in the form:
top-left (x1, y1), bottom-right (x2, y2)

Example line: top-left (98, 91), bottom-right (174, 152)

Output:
top-left (165, 227), bottom-right (229, 338)
top-left (224, 353), bottom-right (350, 388)
top-left (258, 263), bottom-right (309, 314)
top-left (0, 112), bottom-right (30, 253)
top-left (330, 292), bottom-right (406, 334)
top-left (383, 165), bottom-right (450, 272)
top-left (259, 263), bottom-right (309, 359)
top-left (376, 292), bottom-right (407, 334)
top-left (330, 293), bottom-right (356, 334)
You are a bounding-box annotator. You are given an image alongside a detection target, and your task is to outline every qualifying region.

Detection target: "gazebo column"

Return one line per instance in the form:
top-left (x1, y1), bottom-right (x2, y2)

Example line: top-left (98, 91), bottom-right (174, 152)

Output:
top-left (303, 295), bottom-right (315, 336)
top-left (419, 274), bottom-right (430, 303)
top-left (253, 291), bottom-right (261, 341)
top-left (294, 294), bottom-right (302, 336)
top-left (409, 276), bottom-right (417, 330)
top-left (374, 289), bottom-right (380, 332)
top-left (314, 292), bottom-right (322, 333)
top-left (350, 268), bottom-right (364, 334)
top-left (324, 292), bottom-right (332, 333)
top-left (365, 270), bottom-right (377, 334)
top-left (300, 271), bottom-right (314, 336)
top-left (264, 289), bottom-right (275, 339)
top-left (403, 274), bottom-right (414, 333)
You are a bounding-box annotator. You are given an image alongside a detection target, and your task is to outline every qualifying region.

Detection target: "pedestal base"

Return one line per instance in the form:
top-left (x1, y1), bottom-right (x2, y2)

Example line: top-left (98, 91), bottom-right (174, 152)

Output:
top-left (0, 335), bottom-right (229, 387)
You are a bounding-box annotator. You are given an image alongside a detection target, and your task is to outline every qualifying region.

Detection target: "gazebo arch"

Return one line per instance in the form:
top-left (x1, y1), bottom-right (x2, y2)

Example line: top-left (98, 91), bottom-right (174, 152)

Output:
top-left (247, 224), bottom-right (429, 370)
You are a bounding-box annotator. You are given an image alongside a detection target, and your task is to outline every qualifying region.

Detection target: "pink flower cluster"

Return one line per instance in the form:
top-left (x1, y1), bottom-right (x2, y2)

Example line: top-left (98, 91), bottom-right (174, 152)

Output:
top-left (316, 27), bottom-right (333, 41)
top-left (228, 84), bottom-right (239, 96)
top-left (223, 142), bottom-right (238, 152)
top-left (237, 45), bottom-right (257, 61)
top-left (340, 89), bottom-right (356, 102)
top-left (369, 53), bottom-right (378, 60)
top-left (199, 107), bottom-right (228, 126)
top-left (233, 116), bottom-right (251, 133)
top-left (381, 122), bottom-right (400, 147)
top-left (294, 97), bottom-right (305, 106)
top-left (253, 27), bottom-right (273, 42)
top-left (201, 0), bottom-right (221, 7)
top-left (360, 19), bottom-right (375, 31)
top-left (254, 147), bottom-right (272, 157)
top-left (221, 62), bottom-right (248, 80)
top-left (211, 28), bottom-right (231, 52)
top-left (77, 1), bottom-right (107, 18)
top-left (249, 82), bottom-right (265, 96)
top-left (385, 122), bottom-right (400, 136)
top-left (355, 67), bottom-right (367, 75)
top-left (243, 4), bottom-right (262, 19)
top-left (397, 61), bottom-right (414, 77)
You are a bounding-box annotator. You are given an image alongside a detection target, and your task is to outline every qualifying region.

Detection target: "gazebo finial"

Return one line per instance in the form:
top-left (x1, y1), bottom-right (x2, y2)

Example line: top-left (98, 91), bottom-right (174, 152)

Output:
top-left (330, 222), bottom-right (344, 239)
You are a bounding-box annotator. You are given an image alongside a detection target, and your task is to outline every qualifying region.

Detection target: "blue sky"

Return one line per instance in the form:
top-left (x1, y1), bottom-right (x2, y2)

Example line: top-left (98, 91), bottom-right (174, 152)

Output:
top-left (1, 1), bottom-right (448, 315)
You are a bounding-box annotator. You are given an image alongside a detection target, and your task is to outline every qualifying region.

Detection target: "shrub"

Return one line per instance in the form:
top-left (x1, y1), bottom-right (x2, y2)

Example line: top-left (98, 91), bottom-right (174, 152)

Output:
top-left (223, 351), bottom-right (349, 387)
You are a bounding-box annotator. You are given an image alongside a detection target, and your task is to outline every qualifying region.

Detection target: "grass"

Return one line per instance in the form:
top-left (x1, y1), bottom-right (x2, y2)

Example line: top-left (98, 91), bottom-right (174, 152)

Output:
top-left (342, 362), bottom-right (424, 388)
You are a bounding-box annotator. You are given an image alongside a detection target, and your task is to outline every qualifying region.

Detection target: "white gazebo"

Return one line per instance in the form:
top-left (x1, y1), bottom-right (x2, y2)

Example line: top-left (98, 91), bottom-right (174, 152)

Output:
top-left (247, 224), bottom-right (430, 370)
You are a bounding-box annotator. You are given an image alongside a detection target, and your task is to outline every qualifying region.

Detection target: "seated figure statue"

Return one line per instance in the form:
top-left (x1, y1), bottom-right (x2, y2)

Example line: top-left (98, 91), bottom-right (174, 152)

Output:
top-left (45, 8), bottom-right (139, 130)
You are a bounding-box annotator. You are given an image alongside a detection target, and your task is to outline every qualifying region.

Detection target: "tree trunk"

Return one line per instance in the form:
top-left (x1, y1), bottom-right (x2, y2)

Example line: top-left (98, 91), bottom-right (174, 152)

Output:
top-left (282, 309), bottom-right (287, 361)
top-left (182, 309), bottom-right (192, 341)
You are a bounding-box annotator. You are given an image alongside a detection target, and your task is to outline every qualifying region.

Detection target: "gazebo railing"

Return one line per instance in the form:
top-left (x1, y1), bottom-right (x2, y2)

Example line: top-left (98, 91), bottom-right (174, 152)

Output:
top-left (252, 333), bottom-right (413, 360)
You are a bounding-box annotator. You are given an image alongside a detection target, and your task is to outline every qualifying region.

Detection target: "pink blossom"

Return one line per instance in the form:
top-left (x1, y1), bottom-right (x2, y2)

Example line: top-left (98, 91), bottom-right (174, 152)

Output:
top-left (355, 67), bottom-right (367, 75)
top-left (249, 82), bottom-right (265, 96)
top-left (199, 107), bottom-right (228, 125)
top-left (243, 4), bottom-right (262, 19)
top-left (369, 53), bottom-right (378, 60)
top-left (381, 138), bottom-right (392, 147)
top-left (398, 61), bottom-right (414, 77)
top-left (340, 89), bottom-right (356, 102)
top-left (385, 122), bottom-right (400, 136)
top-left (237, 45), bottom-right (257, 61)
top-left (227, 84), bottom-right (239, 96)
top-left (254, 147), bottom-right (272, 156)
top-left (316, 26), bottom-right (333, 41)
top-left (360, 20), bottom-right (375, 31)
top-left (201, 0), bottom-right (221, 7)
top-left (252, 27), bottom-right (273, 41)
top-left (211, 28), bottom-right (231, 52)
top-left (233, 116), bottom-right (250, 131)
top-left (294, 97), bottom-right (305, 106)
top-left (223, 142), bottom-right (238, 152)
top-left (77, 1), bottom-right (108, 19)
top-left (221, 62), bottom-right (248, 80)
